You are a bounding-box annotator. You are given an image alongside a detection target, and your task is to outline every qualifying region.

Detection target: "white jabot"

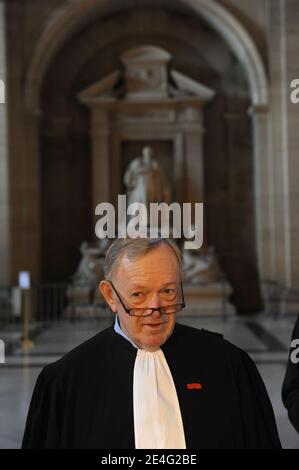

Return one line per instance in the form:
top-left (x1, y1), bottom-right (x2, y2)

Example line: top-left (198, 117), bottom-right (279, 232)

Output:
top-left (133, 348), bottom-right (186, 449)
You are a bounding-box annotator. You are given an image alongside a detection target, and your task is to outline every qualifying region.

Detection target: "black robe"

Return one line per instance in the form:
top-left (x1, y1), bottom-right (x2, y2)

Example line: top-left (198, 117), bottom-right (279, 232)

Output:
top-left (22, 322), bottom-right (281, 449)
top-left (282, 315), bottom-right (299, 433)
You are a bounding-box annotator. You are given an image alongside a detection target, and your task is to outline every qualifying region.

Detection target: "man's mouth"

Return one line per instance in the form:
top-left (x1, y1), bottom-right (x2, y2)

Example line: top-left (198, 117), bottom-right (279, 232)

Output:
top-left (144, 323), bottom-right (165, 329)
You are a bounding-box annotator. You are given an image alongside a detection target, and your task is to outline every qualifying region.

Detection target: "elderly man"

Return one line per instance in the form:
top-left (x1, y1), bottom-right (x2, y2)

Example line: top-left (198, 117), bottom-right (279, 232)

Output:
top-left (22, 237), bottom-right (281, 449)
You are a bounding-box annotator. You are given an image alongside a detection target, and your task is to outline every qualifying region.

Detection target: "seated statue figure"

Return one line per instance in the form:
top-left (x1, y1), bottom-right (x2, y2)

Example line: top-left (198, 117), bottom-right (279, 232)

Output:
top-left (71, 241), bottom-right (106, 287)
top-left (71, 241), bottom-right (97, 286)
top-left (182, 245), bottom-right (223, 285)
top-left (67, 239), bottom-right (110, 314)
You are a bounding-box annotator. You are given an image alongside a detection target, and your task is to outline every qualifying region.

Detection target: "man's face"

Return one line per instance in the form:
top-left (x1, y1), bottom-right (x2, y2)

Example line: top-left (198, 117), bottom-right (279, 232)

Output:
top-left (102, 243), bottom-right (181, 351)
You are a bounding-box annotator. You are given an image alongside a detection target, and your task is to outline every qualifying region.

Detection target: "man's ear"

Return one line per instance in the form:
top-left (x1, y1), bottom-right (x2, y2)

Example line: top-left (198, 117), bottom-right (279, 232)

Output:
top-left (99, 280), bottom-right (117, 313)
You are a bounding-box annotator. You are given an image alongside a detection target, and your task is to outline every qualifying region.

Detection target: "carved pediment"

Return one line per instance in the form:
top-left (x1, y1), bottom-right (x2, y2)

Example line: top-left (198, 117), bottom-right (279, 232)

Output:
top-left (78, 46), bottom-right (215, 106)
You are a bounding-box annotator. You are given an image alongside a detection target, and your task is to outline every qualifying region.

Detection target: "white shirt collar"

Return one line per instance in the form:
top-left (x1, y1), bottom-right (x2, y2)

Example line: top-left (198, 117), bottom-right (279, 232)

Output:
top-left (114, 314), bottom-right (138, 349)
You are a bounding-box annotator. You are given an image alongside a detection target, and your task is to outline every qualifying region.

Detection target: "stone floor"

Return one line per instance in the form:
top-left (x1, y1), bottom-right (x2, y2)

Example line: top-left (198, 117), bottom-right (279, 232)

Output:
top-left (0, 312), bottom-right (298, 449)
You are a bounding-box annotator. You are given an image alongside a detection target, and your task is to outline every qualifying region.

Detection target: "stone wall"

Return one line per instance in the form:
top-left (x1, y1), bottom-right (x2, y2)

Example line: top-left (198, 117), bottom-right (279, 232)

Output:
top-left (266, 0), bottom-right (299, 287)
top-left (0, 0), bottom-right (9, 284)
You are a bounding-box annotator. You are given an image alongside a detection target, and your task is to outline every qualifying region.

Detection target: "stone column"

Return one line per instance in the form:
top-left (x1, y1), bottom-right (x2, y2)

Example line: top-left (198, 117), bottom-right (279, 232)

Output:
top-left (249, 105), bottom-right (275, 283)
top-left (180, 106), bottom-right (205, 204)
top-left (6, 0), bottom-right (43, 284)
top-left (224, 110), bottom-right (262, 312)
top-left (284, 0), bottom-right (299, 287)
top-left (0, 1), bottom-right (9, 284)
top-left (22, 109), bottom-right (42, 282)
top-left (266, 0), bottom-right (294, 288)
top-left (173, 131), bottom-right (184, 204)
top-left (90, 108), bottom-right (110, 216)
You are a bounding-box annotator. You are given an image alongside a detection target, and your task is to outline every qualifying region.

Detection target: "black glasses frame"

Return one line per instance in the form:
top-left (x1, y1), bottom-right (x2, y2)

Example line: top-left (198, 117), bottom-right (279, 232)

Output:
top-left (109, 279), bottom-right (185, 317)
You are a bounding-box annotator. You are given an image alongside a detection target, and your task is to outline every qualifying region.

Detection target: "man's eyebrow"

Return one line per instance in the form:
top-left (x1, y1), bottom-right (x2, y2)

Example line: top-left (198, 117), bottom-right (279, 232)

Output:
top-left (128, 280), bottom-right (177, 290)
top-left (128, 284), bottom-right (147, 290)
top-left (160, 282), bottom-right (178, 288)
top-left (128, 282), bottom-right (178, 290)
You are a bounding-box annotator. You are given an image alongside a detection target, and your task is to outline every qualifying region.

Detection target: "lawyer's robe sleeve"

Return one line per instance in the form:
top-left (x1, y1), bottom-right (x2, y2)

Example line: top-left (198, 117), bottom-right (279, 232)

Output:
top-left (22, 366), bottom-right (61, 449)
top-left (282, 315), bottom-right (299, 433)
top-left (233, 347), bottom-right (282, 448)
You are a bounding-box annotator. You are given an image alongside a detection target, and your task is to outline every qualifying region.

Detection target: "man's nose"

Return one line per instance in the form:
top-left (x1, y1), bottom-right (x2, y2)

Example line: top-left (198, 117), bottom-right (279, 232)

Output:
top-left (147, 293), bottom-right (164, 317)
top-left (151, 309), bottom-right (163, 319)
top-left (148, 292), bottom-right (161, 308)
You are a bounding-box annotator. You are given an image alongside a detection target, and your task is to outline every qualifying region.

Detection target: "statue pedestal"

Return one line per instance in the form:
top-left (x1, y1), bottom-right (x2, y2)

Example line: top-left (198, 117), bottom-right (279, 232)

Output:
top-left (64, 285), bottom-right (111, 319)
top-left (182, 282), bottom-right (236, 316)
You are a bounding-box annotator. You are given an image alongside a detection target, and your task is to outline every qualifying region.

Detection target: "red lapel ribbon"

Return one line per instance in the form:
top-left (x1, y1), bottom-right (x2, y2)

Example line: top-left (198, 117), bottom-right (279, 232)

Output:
top-left (186, 383), bottom-right (202, 390)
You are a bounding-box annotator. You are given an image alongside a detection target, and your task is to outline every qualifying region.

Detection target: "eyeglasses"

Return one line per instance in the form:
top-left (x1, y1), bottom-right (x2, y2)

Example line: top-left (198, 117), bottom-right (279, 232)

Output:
top-left (108, 280), bottom-right (185, 317)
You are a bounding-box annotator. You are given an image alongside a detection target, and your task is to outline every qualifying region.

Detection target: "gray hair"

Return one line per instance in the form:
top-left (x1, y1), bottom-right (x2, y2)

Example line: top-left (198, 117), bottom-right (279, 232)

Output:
top-left (103, 236), bottom-right (182, 281)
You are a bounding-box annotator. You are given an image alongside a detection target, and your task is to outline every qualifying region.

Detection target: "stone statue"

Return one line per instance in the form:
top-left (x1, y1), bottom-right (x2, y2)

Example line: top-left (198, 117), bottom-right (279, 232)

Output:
top-left (66, 239), bottom-right (110, 318)
top-left (182, 245), bottom-right (223, 285)
top-left (124, 146), bottom-right (172, 207)
top-left (72, 241), bottom-right (96, 285)
top-left (71, 240), bottom-right (105, 286)
top-left (96, 237), bottom-right (110, 256)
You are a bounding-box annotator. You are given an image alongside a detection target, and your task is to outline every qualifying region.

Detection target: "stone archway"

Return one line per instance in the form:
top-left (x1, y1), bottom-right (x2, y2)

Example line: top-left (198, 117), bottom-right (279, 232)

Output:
top-left (24, 0), bottom-right (268, 110)
top-left (22, 0), bottom-right (272, 291)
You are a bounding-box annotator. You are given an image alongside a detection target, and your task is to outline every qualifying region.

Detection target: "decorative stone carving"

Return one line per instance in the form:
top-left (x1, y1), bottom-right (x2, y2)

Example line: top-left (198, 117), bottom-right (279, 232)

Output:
top-left (120, 46), bottom-right (171, 100)
top-left (182, 245), bottom-right (223, 285)
top-left (65, 239), bottom-right (110, 318)
top-left (76, 46), bottom-right (235, 316)
top-left (124, 146), bottom-right (172, 207)
top-left (181, 225), bottom-right (235, 315)
top-left (71, 240), bottom-right (104, 286)
top-left (78, 45), bottom-right (215, 210)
